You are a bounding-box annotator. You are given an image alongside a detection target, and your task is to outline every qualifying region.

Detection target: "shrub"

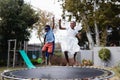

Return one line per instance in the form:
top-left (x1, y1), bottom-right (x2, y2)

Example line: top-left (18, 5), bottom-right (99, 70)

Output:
top-left (98, 48), bottom-right (111, 61)
top-left (81, 59), bottom-right (93, 66)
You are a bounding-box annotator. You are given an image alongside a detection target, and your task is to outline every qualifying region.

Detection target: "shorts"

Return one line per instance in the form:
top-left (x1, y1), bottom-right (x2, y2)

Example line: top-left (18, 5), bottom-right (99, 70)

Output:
top-left (42, 42), bottom-right (54, 54)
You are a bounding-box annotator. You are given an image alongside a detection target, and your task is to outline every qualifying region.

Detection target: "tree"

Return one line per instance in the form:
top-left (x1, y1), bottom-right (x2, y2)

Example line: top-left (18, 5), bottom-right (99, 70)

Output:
top-left (59, 0), bottom-right (120, 49)
top-left (95, 1), bottom-right (120, 46)
top-left (0, 0), bottom-right (39, 62)
top-left (60, 0), bottom-right (95, 49)
top-left (33, 9), bottom-right (55, 45)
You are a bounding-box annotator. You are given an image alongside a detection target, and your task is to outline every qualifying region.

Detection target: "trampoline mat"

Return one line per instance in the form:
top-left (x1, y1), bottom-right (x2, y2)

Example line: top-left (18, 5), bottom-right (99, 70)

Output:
top-left (2, 66), bottom-right (114, 79)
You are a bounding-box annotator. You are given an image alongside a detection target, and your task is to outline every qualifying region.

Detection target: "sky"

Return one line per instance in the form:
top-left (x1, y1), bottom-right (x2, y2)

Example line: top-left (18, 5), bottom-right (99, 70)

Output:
top-left (24, 0), bottom-right (63, 44)
top-left (25, 0), bottom-right (63, 18)
top-left (24, 0), bottom-right (82, 44)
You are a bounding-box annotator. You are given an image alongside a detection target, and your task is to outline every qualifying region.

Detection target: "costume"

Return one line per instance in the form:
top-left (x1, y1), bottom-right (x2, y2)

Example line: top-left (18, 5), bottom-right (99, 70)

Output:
top-left (60, 27), bottom-right (80, 56)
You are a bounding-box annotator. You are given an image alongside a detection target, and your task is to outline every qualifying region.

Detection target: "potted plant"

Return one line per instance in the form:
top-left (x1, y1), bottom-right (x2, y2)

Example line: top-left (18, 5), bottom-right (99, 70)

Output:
top-left (98, 47), bottom-right (111, 66)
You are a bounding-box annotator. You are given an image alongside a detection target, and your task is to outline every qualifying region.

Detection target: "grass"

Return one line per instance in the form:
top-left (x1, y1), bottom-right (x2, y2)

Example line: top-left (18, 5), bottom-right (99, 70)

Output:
top-left (111, 66), bottom-right (120, 78)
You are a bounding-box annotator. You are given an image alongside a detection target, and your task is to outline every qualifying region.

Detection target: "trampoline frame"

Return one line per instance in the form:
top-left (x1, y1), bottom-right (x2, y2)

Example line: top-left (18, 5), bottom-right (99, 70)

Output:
top-left (1, 66), bottom-right (114, 80)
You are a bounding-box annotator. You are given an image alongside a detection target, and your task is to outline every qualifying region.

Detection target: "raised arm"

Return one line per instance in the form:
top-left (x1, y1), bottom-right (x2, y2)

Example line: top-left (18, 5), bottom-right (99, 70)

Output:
top-left (52, 17), bottom-right (55, 30)
top-left (59, 19), bottom-right (66, 30)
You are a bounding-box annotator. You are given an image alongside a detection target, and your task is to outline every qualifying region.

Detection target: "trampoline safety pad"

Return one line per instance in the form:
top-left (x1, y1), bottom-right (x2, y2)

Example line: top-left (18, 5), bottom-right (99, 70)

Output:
top-left (1, 66), bottom-right (114, 80)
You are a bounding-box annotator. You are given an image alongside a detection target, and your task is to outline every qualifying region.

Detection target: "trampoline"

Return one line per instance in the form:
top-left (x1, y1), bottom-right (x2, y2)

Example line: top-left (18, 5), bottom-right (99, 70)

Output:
top-left (1, 66), bottom-right (114, 80)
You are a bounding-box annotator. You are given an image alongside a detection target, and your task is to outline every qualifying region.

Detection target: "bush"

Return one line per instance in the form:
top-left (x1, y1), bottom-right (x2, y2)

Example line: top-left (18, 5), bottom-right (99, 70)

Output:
top-left (81, 59), bottom-right (93, 66)
top-left (98, 48), bottom-right (111, 61)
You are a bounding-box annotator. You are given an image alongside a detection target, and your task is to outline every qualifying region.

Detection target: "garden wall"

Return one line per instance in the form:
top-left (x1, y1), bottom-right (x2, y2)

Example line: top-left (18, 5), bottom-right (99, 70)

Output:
top-left (76, 47), bottom-right (120, 67)
top-left (76, 50), bottom-right (93, 64)
top-left (93, 47), bottom-right (120, 67)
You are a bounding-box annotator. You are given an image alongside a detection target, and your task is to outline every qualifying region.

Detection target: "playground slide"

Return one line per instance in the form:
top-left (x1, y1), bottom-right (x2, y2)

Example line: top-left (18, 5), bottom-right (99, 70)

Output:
top-left (19, 50), bottom-right (36, 69)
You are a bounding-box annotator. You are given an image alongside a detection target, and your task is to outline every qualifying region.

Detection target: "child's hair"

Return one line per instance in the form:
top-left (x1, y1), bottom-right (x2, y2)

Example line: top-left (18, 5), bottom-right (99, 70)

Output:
top-left (45, 25), bottom-right (50, 31)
